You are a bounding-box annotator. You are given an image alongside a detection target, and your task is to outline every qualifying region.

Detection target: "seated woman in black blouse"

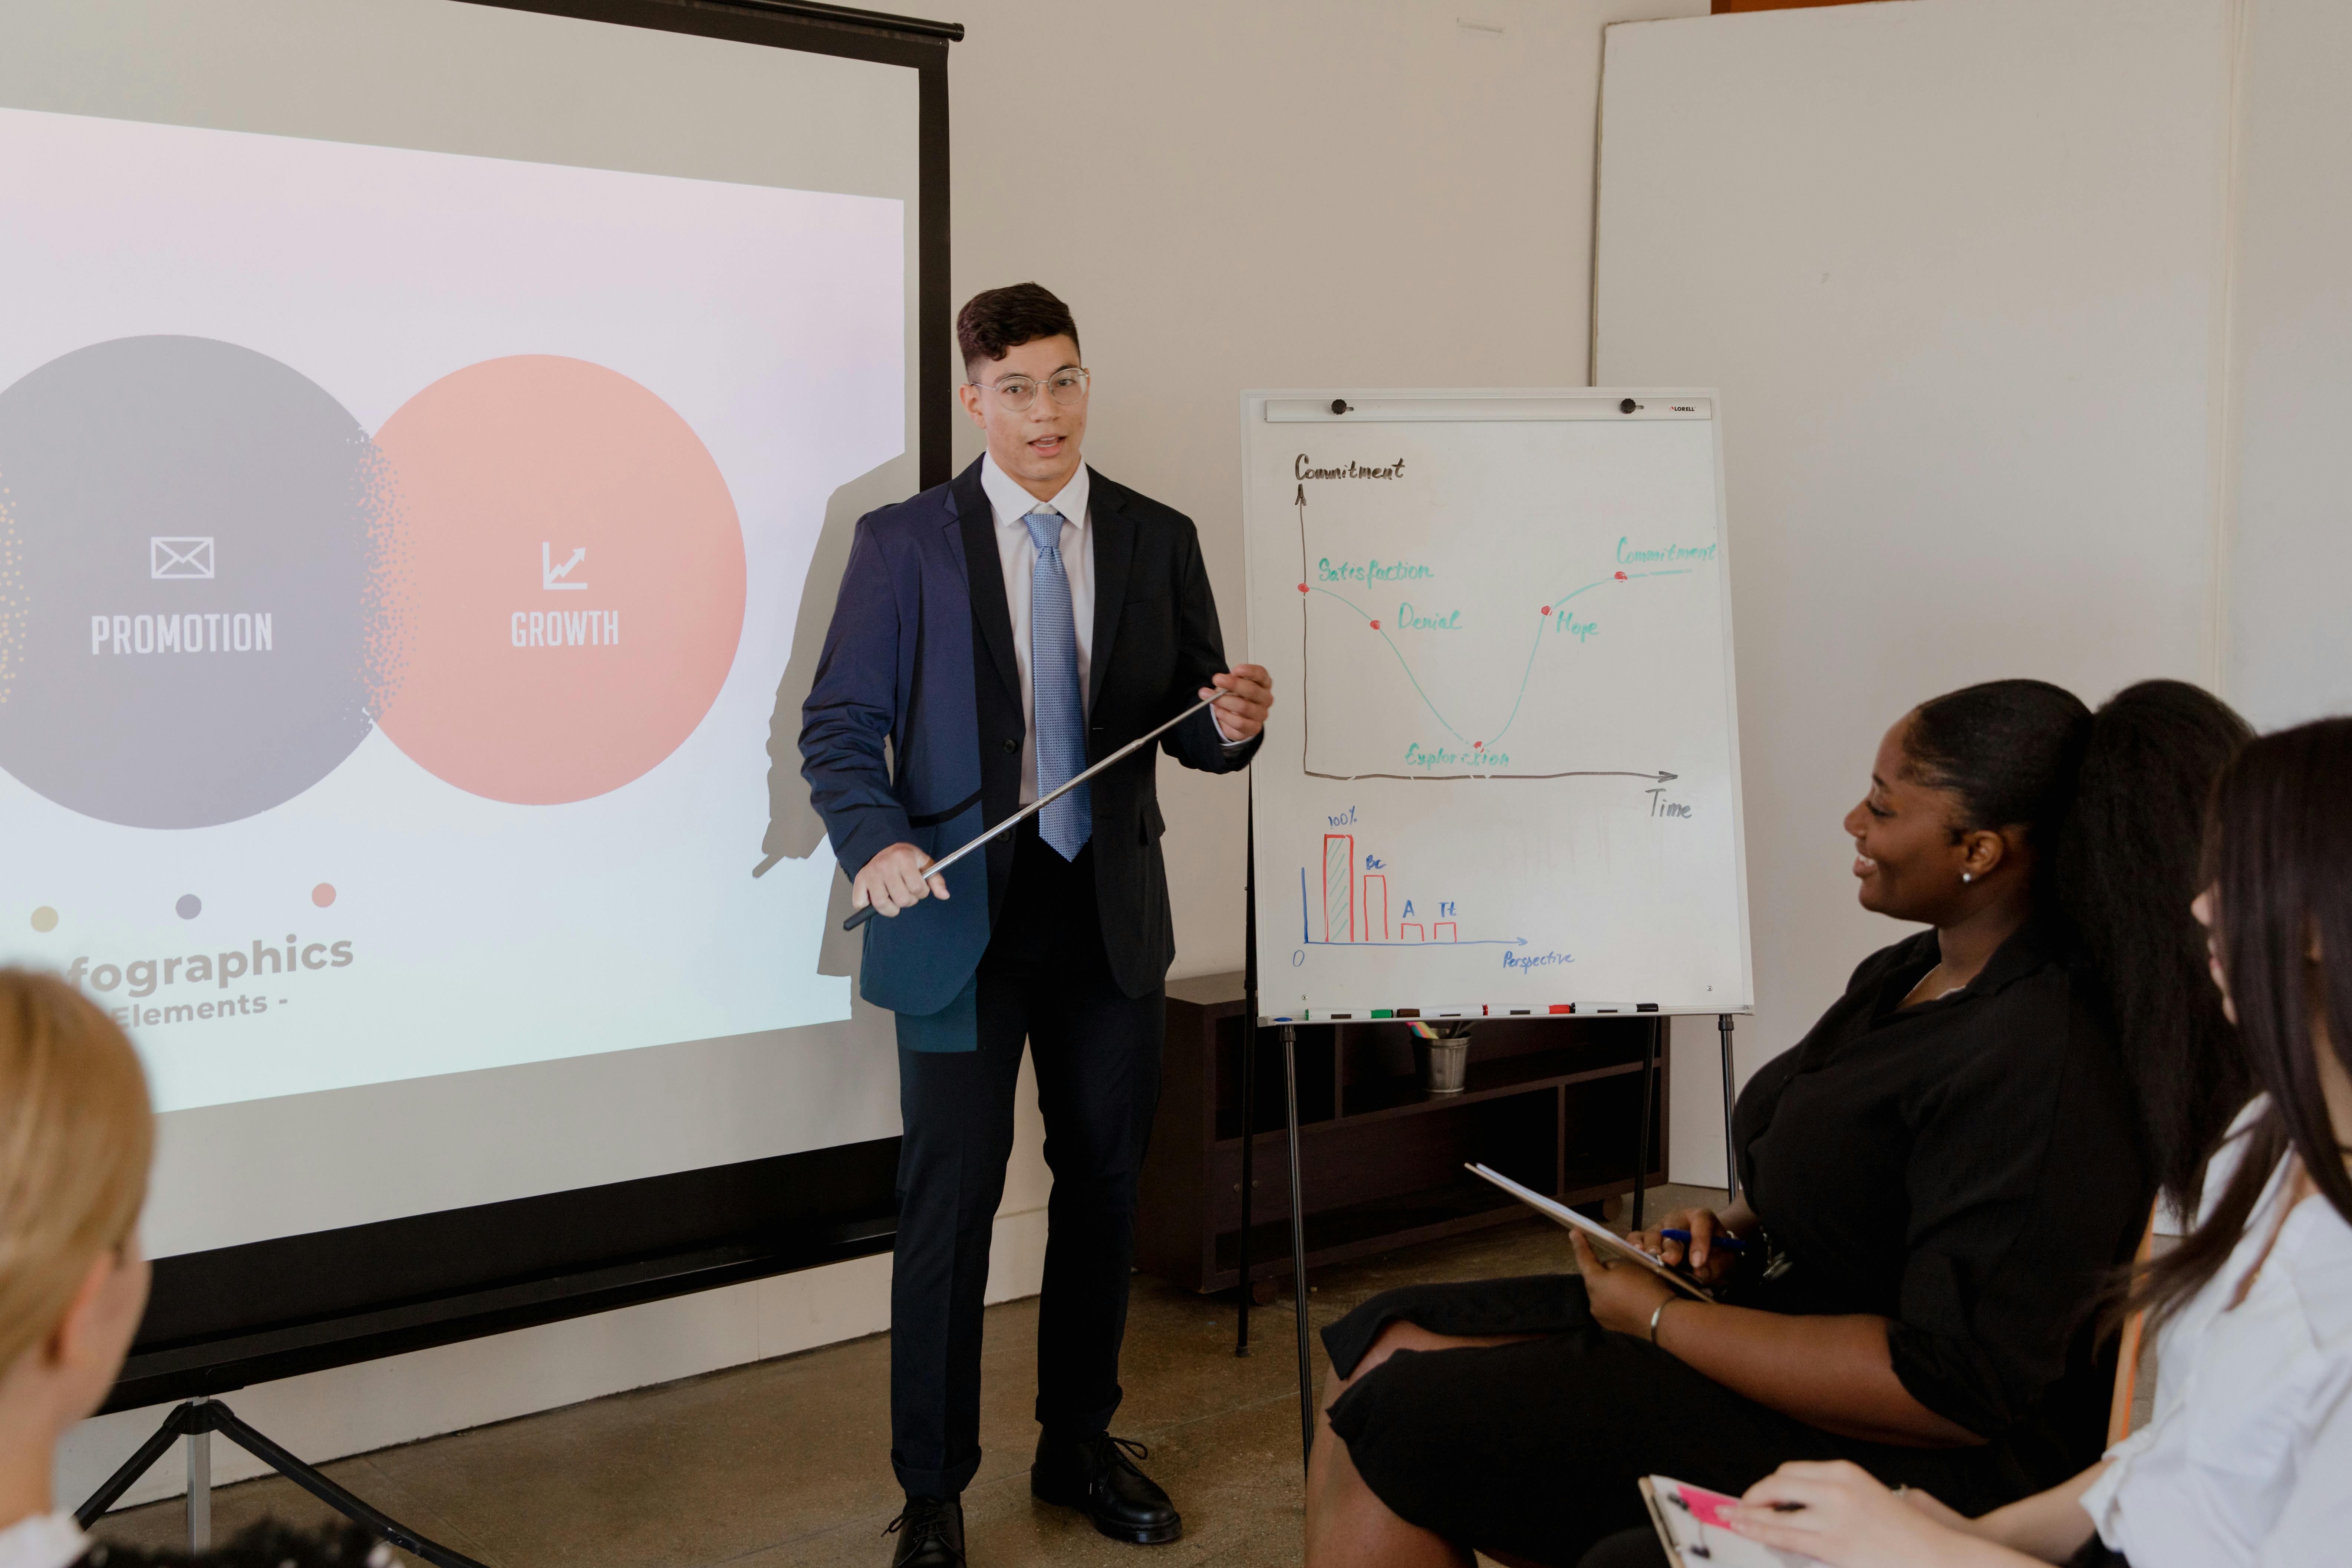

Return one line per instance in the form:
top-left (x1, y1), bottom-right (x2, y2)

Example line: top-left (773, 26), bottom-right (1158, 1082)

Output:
top-left (1302, 679), bottom-right (2251, 1568)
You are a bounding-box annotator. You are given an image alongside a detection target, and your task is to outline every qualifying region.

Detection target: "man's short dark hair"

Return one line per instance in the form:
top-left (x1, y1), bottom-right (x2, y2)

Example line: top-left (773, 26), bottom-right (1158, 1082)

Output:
top-left (956, 283), bottom-right (1080, 375)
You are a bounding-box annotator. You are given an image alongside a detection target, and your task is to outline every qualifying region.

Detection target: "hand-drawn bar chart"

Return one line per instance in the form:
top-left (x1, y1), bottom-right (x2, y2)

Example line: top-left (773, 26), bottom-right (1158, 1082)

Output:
top-left (1311, 833), bottom-right (1498, 948)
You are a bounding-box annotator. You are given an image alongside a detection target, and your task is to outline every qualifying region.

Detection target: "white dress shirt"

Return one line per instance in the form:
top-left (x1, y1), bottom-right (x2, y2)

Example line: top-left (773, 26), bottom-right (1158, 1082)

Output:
top-left (979, 454), bottom-right (1242, 807)
top-left (2079, 1097), bottom-right (2352, 1567)
top-left (980, 454), bottom-right (1095, 806)
top-left (0, 1513), bottom-right (88, 1568)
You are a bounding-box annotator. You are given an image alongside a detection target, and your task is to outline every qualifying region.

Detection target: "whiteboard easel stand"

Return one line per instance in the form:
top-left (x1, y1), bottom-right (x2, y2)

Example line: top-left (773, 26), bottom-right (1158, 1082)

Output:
top-left (1235, 798), bottom-right (1258, 1357)
top-left (1719, 1014), bottom-right (1739, 1206)
top-left (1230, 788), bottom-right (1319, 1467)
top-left (1628, 1015), bottom-right (1739, 1232)
top-left (1239, 994), bottom-right (1743, 1469)
top-left (1279, 1019), bottom-right (1314, 1462)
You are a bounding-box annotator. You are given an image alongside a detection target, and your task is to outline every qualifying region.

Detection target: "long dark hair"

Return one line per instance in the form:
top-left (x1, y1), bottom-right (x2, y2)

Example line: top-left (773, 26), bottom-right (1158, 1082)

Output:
top-left (1907, 679), bottom-right (2251, 1208)
top-left (2131, 718), bottom-right (2352, 1330)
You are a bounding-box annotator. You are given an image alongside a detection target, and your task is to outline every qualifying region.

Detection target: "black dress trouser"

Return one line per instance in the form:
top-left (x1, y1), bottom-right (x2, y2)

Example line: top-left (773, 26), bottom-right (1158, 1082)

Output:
top-left (889, 819), bottom-right (1166, 1499)
top-left (1325, 1277), bottom-right (2043, 1567)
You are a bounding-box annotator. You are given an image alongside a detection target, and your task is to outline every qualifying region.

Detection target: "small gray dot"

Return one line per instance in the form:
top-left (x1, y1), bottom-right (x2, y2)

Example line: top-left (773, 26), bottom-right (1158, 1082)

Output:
top-left (175, 894), bottom-right (201, 920)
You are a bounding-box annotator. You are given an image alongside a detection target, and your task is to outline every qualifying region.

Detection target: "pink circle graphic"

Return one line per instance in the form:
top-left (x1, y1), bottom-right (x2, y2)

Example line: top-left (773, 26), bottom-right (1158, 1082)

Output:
top-left (312, 883), bottom-right (337, 908)
top-left (371, 357), bottom-right (746, 804)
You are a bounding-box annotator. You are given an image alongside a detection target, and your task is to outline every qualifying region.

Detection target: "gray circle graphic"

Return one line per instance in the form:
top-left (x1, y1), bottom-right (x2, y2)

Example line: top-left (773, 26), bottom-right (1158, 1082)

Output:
top-left (0, 336), bottom-right (398, 827)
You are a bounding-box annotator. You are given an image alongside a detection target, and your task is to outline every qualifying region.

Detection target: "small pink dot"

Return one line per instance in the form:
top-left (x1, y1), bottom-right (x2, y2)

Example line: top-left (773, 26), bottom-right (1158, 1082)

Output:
top-left (1296, 583), bottom-right (1308, 594)
top-left (1541, 606), bottom-right (1552, 615)
top-left (312, 883), bottom-right (337, 908)
top-left (1474, 742), bottom-right (1483, 750)
top-left (1369, 619), bottom-right (1381, 630)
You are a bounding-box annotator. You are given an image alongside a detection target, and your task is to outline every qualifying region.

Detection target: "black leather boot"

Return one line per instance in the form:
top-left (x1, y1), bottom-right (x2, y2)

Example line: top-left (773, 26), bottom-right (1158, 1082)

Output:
top-left (884, 1495), bottom-right (965, 1567)
top-left (1030, 1432), bottom-right (1183, 1544)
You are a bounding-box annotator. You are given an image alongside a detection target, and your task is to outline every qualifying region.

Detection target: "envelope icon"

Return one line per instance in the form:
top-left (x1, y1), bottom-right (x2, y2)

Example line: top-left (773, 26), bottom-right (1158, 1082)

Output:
top-left (151, 537), bottom-right (215, 580)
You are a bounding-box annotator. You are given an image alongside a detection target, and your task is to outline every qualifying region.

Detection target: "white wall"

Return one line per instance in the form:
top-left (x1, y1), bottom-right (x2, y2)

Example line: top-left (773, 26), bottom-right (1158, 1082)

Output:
top-left (1596, 0), bottom-right (2242, 1186)
top-left (2226, 0), bottom-right (2352, 729)
top-left (944, 0), bottom-right (1707, 981)
top-left (63, 0), bottom-right (1706, 1510)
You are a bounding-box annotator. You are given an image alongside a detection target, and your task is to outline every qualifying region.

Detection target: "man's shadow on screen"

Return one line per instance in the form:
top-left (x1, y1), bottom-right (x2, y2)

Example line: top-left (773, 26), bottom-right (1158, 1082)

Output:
top-left (761, 455), bottom-right (915, 983)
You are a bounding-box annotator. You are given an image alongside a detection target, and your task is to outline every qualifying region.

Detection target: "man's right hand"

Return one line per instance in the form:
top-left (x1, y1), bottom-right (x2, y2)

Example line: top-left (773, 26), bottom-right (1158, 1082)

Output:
top-left (1629, 1205), bottom-right (1750, 1287)
top-left (852, 842), bottom-right (946, 919)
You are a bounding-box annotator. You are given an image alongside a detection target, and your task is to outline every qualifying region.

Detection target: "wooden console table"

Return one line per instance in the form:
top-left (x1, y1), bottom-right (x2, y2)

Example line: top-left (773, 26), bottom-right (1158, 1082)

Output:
top-left (1135, 971), bottom-right (1669, 1294)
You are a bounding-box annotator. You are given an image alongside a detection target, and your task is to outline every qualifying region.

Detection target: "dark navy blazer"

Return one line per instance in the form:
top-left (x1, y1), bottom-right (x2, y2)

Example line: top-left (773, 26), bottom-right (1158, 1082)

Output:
top-left (801, 458), bottom-right (1257, 1043)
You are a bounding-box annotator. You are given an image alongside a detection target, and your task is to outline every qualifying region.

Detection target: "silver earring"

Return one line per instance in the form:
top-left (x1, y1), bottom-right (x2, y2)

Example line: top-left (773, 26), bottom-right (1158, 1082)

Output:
top-left (1961, 872), bottom-right (1973, 884)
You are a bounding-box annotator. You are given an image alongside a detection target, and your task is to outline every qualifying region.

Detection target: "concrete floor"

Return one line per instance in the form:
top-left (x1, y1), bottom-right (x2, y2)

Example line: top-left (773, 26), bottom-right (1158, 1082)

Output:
top-left (92, 1185), bottom-right (2153, 1567)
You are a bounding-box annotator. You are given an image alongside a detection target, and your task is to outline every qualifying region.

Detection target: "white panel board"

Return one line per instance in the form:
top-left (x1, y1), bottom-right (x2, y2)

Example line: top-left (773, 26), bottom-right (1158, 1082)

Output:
top-left (1595, 0), bottom-right (2234, 1180)
top-left (2226, 0), bottom-right (2352, 727)
top-left (1243, 390), bottom-right (1752, 1021)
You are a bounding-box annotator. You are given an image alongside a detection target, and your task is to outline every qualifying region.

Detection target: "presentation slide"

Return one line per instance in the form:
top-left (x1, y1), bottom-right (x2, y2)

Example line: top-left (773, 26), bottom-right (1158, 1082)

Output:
top-left (0, 101), bottom-right (896, 1112)
top-left (0, 0), bottom-right (928, 1262)
top-left (0, 102), bottom-right (894, 1113)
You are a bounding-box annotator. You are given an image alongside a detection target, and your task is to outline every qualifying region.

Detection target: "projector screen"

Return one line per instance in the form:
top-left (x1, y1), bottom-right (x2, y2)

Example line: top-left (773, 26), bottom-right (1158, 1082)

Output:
top-left (0, 0), bottom-right (945, 1348)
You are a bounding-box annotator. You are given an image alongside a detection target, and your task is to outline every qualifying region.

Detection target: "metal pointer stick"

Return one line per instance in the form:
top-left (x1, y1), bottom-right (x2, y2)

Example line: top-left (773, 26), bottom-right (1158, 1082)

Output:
top-left (840, 689), bottom-right (1239, 930)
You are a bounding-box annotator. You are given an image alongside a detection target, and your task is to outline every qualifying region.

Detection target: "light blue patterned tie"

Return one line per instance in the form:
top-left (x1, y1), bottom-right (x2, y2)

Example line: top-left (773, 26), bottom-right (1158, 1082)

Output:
top-left (1025, 506), bottom-right (1091, 859)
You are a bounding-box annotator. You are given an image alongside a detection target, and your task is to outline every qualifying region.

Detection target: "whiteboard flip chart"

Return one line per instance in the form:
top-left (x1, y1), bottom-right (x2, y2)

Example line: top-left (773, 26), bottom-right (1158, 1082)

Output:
top-left (1242, 391), bottom-right (1753, 1021)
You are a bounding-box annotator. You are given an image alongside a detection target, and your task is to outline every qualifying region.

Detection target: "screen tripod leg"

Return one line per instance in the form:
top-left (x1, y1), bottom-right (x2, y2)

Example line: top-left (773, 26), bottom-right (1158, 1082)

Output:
top-left (185, 1400), bottom-right (210, 1552)
top-left (78, 1399), bottom-right (490, 1568)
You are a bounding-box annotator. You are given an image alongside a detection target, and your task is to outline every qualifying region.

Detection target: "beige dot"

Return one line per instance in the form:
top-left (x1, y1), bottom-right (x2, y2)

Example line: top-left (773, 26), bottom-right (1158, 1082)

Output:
top-left (30, 906), bottom-right (58, 933)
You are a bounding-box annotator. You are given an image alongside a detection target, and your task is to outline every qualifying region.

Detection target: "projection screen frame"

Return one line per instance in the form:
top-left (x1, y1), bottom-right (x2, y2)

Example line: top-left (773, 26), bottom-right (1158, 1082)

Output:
top-left (91, 0), bottom-right (958, 1416)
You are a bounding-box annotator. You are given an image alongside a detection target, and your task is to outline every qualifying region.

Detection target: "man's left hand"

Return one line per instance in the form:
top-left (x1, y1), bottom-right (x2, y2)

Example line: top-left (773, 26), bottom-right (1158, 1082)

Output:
top-left (1206, 664), bottom-right (1274, 743)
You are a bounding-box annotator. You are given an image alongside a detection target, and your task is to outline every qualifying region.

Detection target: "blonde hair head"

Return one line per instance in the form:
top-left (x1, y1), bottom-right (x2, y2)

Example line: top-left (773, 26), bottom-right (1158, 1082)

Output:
top-left (0, 968), bottom-right (154, 1375)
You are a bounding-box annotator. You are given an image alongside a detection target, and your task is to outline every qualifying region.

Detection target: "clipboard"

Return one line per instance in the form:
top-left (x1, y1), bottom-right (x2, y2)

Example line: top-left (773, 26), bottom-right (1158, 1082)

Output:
top-left (1640, 1476), bottom-right (1827, 1568)
top-left (1465, 1163), bottom-right (1715, 1301)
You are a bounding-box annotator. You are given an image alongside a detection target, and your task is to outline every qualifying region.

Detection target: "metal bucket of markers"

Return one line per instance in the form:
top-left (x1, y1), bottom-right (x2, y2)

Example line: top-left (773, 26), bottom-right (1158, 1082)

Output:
top-left (1412, 1021), bottom-right (1472, 1094)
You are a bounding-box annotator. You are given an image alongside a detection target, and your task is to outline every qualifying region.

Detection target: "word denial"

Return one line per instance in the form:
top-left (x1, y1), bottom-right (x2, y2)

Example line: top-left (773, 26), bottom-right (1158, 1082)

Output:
top-left (511, 609), bottom-right (621, 648)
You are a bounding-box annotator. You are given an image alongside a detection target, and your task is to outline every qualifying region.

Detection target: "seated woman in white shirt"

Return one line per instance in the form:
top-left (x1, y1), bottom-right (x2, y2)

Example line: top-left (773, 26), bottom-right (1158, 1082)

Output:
top-left (1719, 715), bottom-right (2352, 1568)
top-left (0, 968), bottom-right (386, 1568)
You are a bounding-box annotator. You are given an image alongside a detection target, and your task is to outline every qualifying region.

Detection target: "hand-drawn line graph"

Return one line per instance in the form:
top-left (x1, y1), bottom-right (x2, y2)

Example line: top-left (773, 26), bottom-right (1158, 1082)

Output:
top-left (1293, 486), bottom-right (1699, 783)
top-left (1298, 833), bottom-right (1527, 950)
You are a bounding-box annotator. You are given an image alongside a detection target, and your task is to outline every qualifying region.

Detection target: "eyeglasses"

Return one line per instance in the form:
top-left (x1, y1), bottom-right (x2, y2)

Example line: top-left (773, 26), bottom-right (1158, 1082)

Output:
top-left (970, 368), bottom-right (1090, 412)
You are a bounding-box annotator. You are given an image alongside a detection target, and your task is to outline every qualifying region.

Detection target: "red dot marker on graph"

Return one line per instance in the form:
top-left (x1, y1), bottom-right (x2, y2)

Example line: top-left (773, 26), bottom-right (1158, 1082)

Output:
top-left (1474, 741), bottom-right (1483, 750)
top-left (1369, 619), bottom-right (1381, 629)
top-left (1297, 583), bottom-right (1308, 594)
top-left (1541, 606), bottom-right (1552, 615)
top-left (1614, 571), bottom-right (1628, 580)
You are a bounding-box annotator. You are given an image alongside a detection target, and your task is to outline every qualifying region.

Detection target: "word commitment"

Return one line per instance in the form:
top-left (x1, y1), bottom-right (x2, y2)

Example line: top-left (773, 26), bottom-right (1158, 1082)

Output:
top-left (512, 610), bottom-right (621, 648)
top-left (91, 613), bottom-right (273, 654)
top-left (1295, 454), bottom-right (1406, 481)
top-left (1616, 536), bottom-right (1717, 565)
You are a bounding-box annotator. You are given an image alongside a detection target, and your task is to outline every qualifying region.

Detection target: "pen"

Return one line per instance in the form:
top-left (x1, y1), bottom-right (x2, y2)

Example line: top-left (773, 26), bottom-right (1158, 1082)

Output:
top-left (1659, 1228), bottom-right (1749, 1255)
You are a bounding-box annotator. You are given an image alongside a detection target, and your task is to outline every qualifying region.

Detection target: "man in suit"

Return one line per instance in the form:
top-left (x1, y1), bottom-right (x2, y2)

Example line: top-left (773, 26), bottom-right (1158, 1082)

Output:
top-left (801, 283), bottom-right (1272, 1568)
